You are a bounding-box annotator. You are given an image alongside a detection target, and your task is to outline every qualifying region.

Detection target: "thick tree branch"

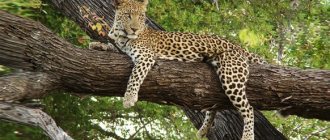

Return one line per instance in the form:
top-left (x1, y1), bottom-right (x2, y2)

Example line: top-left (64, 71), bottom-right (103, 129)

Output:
top-left (183, 108), bottom-right (288, 140)
top-left (0, 72), bottom-right (57, 101)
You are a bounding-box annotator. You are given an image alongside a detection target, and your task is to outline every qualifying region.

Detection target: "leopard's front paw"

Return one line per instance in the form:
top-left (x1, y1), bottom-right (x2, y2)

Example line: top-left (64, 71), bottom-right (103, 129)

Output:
top-left (88, 42), bottom-right (109, 51)
top-left (123, 93), bottom-right (138, 108)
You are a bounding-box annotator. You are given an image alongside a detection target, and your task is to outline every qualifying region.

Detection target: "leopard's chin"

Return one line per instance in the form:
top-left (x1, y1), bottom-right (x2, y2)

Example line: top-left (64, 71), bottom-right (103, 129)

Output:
top-left (127, 34), bottom-right (138, 39)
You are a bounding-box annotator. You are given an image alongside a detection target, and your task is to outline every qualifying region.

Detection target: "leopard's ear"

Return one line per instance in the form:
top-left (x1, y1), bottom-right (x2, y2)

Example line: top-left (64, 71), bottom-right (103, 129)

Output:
top-left (112, 0), bottom-right (128, 8)
top-left (137, 0), bottom-right (148, 6)
top-left (143, 0), bottom-right (148, 5)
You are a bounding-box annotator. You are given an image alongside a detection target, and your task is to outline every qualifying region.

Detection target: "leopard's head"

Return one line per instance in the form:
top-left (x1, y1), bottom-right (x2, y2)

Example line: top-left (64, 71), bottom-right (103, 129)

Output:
top-left (109, 0), bottom-right (148, 40)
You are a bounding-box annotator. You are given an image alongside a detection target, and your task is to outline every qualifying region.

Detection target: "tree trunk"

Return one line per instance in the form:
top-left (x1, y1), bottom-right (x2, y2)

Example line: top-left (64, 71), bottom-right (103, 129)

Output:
top-left (0, 0), bottom-right (327, 139)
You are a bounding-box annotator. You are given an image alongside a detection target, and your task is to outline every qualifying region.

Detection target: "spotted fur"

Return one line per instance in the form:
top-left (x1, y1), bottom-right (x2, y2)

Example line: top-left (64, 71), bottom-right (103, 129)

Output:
top-left (109, 0), bottom-right (266, 139)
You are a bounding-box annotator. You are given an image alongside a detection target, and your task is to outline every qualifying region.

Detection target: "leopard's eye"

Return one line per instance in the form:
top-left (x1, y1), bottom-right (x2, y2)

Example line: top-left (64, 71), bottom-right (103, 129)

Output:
top-left (124, 13), bottom-right (131, 19)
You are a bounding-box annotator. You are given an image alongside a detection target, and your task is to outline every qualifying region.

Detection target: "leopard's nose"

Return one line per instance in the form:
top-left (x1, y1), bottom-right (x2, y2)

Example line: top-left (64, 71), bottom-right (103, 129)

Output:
top-left (131, 28), bottom-right (138, 32)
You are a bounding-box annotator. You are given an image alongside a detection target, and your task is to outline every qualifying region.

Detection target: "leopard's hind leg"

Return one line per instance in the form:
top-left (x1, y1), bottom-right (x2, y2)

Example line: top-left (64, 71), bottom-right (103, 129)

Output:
top-left (197, 110), bottom-right (216, 138)
top-left (211, 51), bottom-right (254, 140)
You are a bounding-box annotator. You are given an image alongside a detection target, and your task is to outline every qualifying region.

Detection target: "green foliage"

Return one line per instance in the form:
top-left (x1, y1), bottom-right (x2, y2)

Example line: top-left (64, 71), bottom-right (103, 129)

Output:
top-left (239, 29), bottom-right (266, 48)
top-left (0, 121), bottom-right (48, 140)
top-left (36, 6), bottom-right (91, 47)
top-left (42, 94), bottom-right (197, 140)
top-left (0, 0), bottom-right (42, 18)
top-left (263, 111), bottom-right (330, 140)
top-left (0, 0), bottom-right (329, 140)
top-left (0, 0), bottom-right (90, 47)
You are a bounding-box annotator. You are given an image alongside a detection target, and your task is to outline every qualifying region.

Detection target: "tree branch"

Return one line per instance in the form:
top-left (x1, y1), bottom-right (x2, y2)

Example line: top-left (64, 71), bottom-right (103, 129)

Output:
top-left (0, 101), bottom-right (73, 140)
top-left (0, 72), bottom-right (57, 101)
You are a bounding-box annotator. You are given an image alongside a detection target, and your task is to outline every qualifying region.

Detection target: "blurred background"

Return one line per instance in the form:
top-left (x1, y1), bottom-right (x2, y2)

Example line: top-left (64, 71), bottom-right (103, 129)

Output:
top-left (0, 0), bottom-right (329, 139)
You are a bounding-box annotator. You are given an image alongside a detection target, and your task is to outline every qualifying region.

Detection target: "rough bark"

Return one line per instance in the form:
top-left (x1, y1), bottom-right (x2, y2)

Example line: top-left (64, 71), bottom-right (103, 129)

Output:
top-left (0, 72), bottom-right (57, 101)
top-left (0, 1), bottom-right (327, 139)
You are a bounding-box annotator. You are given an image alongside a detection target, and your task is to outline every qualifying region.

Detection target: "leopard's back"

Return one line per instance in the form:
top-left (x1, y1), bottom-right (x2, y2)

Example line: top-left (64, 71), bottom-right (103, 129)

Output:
top-left (135, 28), bottom-right (266, 64)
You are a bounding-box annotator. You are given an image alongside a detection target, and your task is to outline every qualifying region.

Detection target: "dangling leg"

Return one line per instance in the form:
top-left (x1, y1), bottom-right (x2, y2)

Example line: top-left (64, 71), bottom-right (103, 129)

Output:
top-left (197, 110), bottom-right (216, 138)
top-left (212, 52), bottom-right (254, 140)
top-left (122, 48), bottom-right (155, 108)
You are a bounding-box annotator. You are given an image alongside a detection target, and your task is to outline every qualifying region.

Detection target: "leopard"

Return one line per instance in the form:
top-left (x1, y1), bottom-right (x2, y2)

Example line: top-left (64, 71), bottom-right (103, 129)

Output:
top-left (103, 0), bottom-right (267, 139)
